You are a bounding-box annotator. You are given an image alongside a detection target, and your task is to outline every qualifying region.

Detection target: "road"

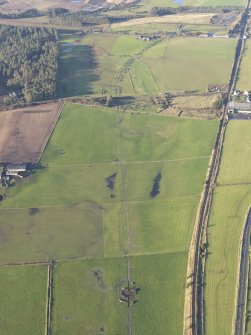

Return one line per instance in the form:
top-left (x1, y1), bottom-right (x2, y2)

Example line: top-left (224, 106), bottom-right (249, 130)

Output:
top-left (235, 208), bottom-right (251, 335)
top-left (186, 1), bottom-right (251, 334)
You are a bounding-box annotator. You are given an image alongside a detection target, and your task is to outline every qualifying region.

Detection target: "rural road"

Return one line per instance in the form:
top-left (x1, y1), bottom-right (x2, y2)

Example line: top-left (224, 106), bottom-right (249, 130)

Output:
top-left (188, 0), bottom-right (251, 334)
top-left (235, 208), bottom-right (251, 335)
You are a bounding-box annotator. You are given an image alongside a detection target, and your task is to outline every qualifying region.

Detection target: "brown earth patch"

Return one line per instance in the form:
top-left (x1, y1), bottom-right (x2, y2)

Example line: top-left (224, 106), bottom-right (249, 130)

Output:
top-left (0, 101), bottom-right (64, 164)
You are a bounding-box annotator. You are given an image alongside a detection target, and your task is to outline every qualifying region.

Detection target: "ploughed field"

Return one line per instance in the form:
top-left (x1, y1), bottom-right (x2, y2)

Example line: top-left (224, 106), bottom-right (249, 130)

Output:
top-left (0, 103), bottom-right (218, 334)
top-left (0, 102), bottom-right (63, 164)
top-left (205, 121), bottom-right (251, 335)
top-left (57, 33), bottom-right (236, 97)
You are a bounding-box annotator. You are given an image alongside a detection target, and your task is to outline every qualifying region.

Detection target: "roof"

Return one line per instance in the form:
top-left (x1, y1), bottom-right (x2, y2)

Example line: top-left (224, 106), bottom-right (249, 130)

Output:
top-left (228, 101), bottom-right (251, 111)
top-left (6, 164), bottom-right (27, 171)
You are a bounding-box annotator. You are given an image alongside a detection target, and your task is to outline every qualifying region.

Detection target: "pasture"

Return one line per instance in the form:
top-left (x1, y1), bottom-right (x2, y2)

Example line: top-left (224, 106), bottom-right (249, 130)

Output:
top-left (131, 252), bottom-right (187, 335)
top-left (0, 104), bottom-right (217, 262)
top-left (205, 121), bottom-right (251, 335)
top-left (205, 185), bottom-right (251, 335)
top-left (111, 13), bottom-right (215, 28)
top-left (0, 265), bottom-right (47, 335)
top-left (0, 103), bottom-right (218, 332)
top-left (138, 37), bottom-right (236, 93)
top-left (57, 33), bottom-right (148, 97)
top-left (58, 34), bottom-right (236, 96)
top-left (236, 39), bottom-right (251, 91)
top-left (52, 258), bottom-right (128, 335)
top-left (217, 121), bottom-right (251, 184)
top-left (51, 253), bottom-right (187, 335)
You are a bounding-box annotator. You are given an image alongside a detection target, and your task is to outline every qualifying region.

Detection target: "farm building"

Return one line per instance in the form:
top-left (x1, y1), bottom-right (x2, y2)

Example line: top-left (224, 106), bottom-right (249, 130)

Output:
top-left (6, 164), bottom-right (27, 177)
top-left (228, 101), bottom-right (251, 114)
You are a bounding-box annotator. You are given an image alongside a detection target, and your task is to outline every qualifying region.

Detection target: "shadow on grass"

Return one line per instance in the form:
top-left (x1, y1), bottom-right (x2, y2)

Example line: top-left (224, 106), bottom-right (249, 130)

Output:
top-left (57, 44), bottom-right (99, 98)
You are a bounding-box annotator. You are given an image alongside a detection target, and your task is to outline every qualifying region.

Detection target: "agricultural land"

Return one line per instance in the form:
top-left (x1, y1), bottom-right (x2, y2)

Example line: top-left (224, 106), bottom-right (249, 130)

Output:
top-left (0, 103), bottom-right (218, 334)
top-left (0, 0), bottom-right (250, 334)
top-left (205, 121), bottom-right (251, 335)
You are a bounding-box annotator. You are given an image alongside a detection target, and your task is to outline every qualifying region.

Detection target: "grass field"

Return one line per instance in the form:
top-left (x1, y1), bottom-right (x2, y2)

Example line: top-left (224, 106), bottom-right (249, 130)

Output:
top-left (51, 253), bottom-right (187, 335)
top-left (217, 121), bottom-right (251, 185)
top-left (0, 103), bottom-right (218, 333)
top-left (0, 265), bottom-right (47, 334)
top-left (58, 34), bottom-right (236, 96)
top-left (131, 252), bottom-right (187, 335)
top-left (205, 120), bottom-right (251, 335)
top-left (111, 13), bottom-right (214, 28)
top-left (185, 0), bottom-right (247, 5)
top-left (52, 258), bottom-right (128, 335)
top-left (0, 104), bottom-right (217, 262)
top-left (236, 39), bottom-right (251, 91)
top-left (57, 33), bottom-right (147, 97)
top-left (111, 23), bottom-right (177, 34)
top-left (139, 37), bottom-right (236, 93)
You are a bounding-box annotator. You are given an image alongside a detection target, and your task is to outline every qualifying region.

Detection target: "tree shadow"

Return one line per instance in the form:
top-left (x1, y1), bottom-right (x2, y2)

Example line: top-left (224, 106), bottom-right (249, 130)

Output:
top-left (57, 42), bottom-right (99, 98)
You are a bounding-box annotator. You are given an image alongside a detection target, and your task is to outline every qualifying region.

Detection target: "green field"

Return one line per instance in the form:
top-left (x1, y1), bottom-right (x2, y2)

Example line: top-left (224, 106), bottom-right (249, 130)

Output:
top-left (138, 37), bottom-right (236, 93)
top-left (236, 39), bottom-right (251, 91)
top-left (111, 23), bottom-right (177, 34)
top-left (52, 253), bottom-right (187, 335)
top-left (0, 103), bottom-right (218, 333)
top-left (205, 121), bottom-right (251, 335)
top-left (58, 34), bottom-right (236, 96)
top-left (186, 0), bottom-right (246, 5)
top-left (0, 265), bottom-right (47, 335)
top-left (57, 33), bottom-right (148, 97)
top-left (52, 258), bottom-right (128, 335)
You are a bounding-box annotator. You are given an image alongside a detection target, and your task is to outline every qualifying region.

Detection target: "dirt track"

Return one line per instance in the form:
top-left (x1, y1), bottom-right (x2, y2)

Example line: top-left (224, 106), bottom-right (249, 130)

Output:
top-left (0, 101), bottom-right (64, 164)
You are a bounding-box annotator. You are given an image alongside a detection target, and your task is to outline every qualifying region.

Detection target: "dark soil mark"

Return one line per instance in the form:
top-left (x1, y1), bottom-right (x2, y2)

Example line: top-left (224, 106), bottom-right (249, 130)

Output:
top-left (91, 268), bottom-right (106, 290)
top-left (105, 172), bottom-right (117, 190)
top-left (29, 208), bottom-right (40, 216)
top-left (150, 172), bottom-right (162, 198)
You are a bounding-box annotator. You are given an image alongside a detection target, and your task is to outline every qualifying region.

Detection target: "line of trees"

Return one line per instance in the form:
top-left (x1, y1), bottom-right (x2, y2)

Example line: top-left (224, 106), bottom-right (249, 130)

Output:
top-left (48, 11), bottom-right (110, 27)
top-left (0, 25), bottom-right (58, 102)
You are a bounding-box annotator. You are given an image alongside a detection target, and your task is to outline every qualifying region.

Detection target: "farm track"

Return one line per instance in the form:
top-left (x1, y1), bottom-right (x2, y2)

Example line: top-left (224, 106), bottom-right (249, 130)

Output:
top-left (183, 1), bottom-right (250, 334)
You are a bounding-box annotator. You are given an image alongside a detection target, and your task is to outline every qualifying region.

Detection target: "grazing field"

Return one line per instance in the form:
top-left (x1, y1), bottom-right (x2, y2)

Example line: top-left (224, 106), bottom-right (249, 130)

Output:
top-left (52, 258), bottom-right (128, 335)
top-left (58, 34), bottom-right (236, 96)
top-left (0, 102), bottom-right (63, 164)
top-left (0, 0), bottom-right (133, 13)
top-left (0, 103), bottom-right (218, 332)
top-left (131, 252), bottom-right (187, 335)
top-left (0, 265), bottom-right (47, 335)
top-left (205, 121), bottom-right (251, 335)
top-left (57, 33), bottom-right (147, 97)
top-left (217, 121), bottom-right (251, 184)
top-left (111, 13), bottom-right (215, 28)
top-left (52, 253), bottom-right (187, 335)
top-left (236, 39), bottom-right (251, 91)
top-left (186, 0), bottom-right (247, 5)
top-left (111, 23), bottom-right (177, 34)
top-left (139, 37), bottom-right (236, 93)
